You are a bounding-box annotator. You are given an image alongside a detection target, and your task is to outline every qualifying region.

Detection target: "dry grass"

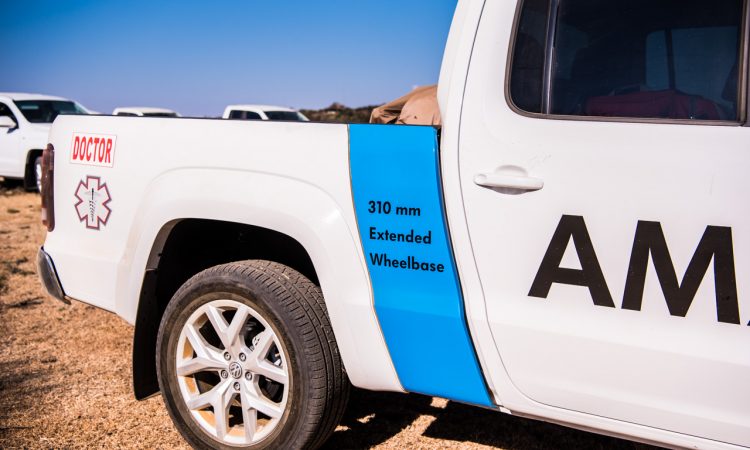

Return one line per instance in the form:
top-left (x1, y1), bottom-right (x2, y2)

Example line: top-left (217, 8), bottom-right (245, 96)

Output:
top-left (0, 186), bottom-right (658, 449)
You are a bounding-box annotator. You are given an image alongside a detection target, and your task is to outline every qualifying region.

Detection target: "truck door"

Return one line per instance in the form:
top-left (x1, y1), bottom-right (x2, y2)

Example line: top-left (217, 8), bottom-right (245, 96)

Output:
top-left (458, 0), bottom-right (749, 445)
top-left (0, 102), bottom-right (22, 176)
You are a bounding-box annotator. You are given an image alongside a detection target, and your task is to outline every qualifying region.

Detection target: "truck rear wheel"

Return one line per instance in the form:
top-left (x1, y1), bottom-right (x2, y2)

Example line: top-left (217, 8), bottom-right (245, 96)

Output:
top-left (156, 260), bottom-right (349, 449)
top-left (34, 156), bottom-right (42, 192)
top-left (23, 154), bottom-right (42, 192)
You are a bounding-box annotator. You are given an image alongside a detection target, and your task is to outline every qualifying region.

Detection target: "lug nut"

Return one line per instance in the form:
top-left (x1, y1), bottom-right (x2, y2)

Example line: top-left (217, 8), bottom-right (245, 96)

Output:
top-left (245, 372), bottom-right (253, 381)
top-left (220, 370), bottom-right (228, 379)
top-left (239, 353), bottom-right (246, 362)
top-left (233, 382), bottom-right (241, 391)
top-left (223, 352), bottom-right (231, 361)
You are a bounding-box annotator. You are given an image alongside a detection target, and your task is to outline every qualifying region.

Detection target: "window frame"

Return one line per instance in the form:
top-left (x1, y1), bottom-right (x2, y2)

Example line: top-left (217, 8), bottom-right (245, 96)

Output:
top-left (504, 0), bottom-right (750, 126)
top-left (0, 101), bottom-right (19, 124)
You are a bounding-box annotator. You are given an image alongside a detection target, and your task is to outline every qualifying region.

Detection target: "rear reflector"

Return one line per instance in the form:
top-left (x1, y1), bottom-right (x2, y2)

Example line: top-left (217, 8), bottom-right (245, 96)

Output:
top-left (41, 143), bottom-right (55, 231)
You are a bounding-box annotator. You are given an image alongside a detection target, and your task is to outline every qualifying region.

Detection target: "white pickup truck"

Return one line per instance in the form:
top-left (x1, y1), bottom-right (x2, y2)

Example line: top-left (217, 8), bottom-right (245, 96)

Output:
top-left (223, 105), bottom-right (310, 122)
top-left (37, 0), bottom-right (749, 449)
top-left (0, 92), bottom-right (89, 191)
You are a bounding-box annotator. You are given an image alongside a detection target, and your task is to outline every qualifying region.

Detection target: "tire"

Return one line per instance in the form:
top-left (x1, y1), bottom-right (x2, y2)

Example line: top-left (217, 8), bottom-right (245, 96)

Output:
top-left (23, 155), bottom-right (42, 192)
top-left (156, 260), bottom-right (350, 450)
top-left (34, 156), bottom-right (42, 193)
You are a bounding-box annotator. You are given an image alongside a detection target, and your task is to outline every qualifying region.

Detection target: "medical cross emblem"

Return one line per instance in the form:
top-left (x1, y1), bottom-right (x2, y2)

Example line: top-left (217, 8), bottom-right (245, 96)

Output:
top-left (74, 176), bottom-right (112, 230)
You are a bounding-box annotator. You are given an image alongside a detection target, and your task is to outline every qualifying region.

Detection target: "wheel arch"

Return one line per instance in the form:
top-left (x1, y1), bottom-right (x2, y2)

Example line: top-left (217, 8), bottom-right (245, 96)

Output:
top-left (132, 218), bottom-right (320, 400)
top-left (125, 169), bottom-right (401, 399)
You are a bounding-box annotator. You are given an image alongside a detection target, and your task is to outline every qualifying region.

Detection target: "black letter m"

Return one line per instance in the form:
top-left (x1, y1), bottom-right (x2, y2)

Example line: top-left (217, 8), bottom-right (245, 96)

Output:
top-left (622, 222), bottom-right (739, 324)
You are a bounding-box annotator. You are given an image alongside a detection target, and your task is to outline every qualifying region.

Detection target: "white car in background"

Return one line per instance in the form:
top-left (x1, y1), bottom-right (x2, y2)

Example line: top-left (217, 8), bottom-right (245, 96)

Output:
top-left (0, 92), bottom-right (89, 191)
top-left (223, 104), bottom-right (309, 121)
top-left (113, 107), bottom-right (181, 118)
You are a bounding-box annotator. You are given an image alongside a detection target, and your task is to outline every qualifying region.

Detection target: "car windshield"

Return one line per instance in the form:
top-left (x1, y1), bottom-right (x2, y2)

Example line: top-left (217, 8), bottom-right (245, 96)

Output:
top-left (14, 100), bottom-right (88, 123)
top-left (264, 110), bottom-right (306, 121)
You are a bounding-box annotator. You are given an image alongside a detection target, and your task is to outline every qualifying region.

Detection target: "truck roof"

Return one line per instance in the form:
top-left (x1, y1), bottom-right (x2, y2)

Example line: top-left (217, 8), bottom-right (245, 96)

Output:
top-left (112, 107), bottom-right (180, 116)
top-left (225, 104), bottom-right (298, 112)
top-left (0, 92), bottom-right (70, 102)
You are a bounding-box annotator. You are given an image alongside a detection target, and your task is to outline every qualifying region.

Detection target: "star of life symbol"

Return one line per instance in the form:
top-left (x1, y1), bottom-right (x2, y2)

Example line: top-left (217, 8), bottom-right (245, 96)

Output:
top-left (74, 176), bottom-right (112, 230)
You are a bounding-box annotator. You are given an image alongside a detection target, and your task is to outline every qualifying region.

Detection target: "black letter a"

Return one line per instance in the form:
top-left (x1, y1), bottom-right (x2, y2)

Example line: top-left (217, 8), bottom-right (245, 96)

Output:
top-left (529, 215), bottom-right (614, 307)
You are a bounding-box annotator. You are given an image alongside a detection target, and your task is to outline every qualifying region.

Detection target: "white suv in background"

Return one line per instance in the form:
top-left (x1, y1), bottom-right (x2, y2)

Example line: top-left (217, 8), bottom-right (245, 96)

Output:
top-left (222, 104), bottom-right (309, 121)
top-left (0, 92), bottom-right (89, 191)
top-left (112, 107), bottom-right (181, 118)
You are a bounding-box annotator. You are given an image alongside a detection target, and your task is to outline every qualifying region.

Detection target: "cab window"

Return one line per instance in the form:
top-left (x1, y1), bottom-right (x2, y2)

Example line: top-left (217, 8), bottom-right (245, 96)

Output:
top-left (229, 110), bottom-right (262, 120)
top-left (509, 0), bottom-right (744, 122)
top-left (14, 100), bottom-right (88, 123)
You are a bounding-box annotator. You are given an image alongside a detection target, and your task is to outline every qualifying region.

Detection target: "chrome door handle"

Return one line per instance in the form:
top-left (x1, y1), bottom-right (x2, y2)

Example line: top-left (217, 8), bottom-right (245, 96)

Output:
top-left (474, 173), bottom-right (544, 191)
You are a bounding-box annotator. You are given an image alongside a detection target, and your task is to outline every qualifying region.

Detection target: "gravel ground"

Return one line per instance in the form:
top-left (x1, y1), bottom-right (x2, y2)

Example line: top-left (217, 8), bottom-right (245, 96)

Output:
top-left (0, 186), bottom-right (658, 449)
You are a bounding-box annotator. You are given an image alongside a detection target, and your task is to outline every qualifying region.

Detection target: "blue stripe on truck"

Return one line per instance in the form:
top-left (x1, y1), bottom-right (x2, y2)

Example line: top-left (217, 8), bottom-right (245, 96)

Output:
top-left (349, 124), bottom-right (493, 407)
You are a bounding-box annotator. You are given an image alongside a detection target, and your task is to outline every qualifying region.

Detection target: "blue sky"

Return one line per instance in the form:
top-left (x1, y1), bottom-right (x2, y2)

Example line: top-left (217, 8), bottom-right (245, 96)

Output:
top-left (1, 0), bottom-right (457, 116)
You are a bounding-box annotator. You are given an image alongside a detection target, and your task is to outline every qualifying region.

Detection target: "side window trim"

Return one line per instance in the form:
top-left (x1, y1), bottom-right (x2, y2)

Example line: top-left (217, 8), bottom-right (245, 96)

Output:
top-left (743, 0), bottom-right (750, 125)
top-left (505, 0), bottom-right (749, 126)
top-left (541, 0), bottom-right (560, 114)
top-left (0, 101), bottom-right (19, 123)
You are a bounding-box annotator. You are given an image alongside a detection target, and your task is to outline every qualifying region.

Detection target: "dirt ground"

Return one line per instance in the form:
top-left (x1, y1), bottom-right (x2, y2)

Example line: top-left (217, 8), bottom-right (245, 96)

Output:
top-left (0, 186), bottom-right (658, 450)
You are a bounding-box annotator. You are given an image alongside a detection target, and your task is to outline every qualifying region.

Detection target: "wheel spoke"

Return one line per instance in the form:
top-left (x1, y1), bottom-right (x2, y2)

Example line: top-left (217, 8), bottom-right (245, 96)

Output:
top-left (241, 386), bottom-right (283, 419)
top-left (226, 305), bottom-right (250, 351)
top-left (248, 330), bottom-right (287, 383)
top-left (185, 386), bottom-right (216, 410)
top-left (206, 304), bottom-right (250, 351)
top-left (205, 305), bottom-right (231, 349)
top-left (242, 405), bottom-right (258, 441)
top-left (176, 355), bottom-right (224, 377)
top-left (183, 324), bottom-right (224, 363)
top-left (251, 330), bottom-right (275, 361)
top-left (185, 379), bottom-right (227, 409)
top-left (213, 382), bottom-right (235, 441)
top-left (254, 360), bottom-right (288, 385)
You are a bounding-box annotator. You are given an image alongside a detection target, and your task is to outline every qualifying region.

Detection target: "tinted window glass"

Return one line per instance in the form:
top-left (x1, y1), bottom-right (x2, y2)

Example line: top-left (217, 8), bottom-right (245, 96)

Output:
top-left (14, 100), bottom-right (88, 123)
top-left (228, 110), bottom-right (261, 120)
top-left (644, 27), bottom-right (740, 119)
top-left (510, 0), bottom-right (743, 121)
top-left (510, 0), bottom-right (549, 113)
top-left (264, 111), bottom-right (304, 121)
top-left (0, 102), bottom-right (17, 122)
top-left (142, 112), bottom-right (178, 117)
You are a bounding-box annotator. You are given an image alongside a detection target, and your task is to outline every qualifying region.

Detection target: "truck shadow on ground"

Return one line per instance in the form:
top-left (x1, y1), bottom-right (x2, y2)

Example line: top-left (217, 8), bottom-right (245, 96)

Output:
top-left (323, 388), bottom-right (660, 450)
top-left (0, 358), bottom-right (59, 437)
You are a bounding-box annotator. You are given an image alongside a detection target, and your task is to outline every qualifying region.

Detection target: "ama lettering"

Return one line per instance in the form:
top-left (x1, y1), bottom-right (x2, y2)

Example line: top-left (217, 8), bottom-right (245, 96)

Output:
top-left (529, 215), bottom-right (741, 325)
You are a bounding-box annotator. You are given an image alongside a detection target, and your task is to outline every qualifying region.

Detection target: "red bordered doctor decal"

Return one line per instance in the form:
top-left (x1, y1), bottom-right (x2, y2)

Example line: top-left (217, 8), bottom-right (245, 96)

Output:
top-left (70, 133), bottom-right (116, 167)
top-left (74, 176), bottom-right (112, 230)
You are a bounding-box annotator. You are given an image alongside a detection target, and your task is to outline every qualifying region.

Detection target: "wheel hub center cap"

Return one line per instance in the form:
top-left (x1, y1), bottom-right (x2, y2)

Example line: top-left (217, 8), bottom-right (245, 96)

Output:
top-left (228, 362), bottom-right (243, 379)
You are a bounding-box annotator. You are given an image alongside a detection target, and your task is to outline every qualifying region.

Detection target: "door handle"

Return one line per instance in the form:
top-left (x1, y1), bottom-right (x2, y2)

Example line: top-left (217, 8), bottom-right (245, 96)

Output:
top-left (474, 173), bottom-right (544, 191)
